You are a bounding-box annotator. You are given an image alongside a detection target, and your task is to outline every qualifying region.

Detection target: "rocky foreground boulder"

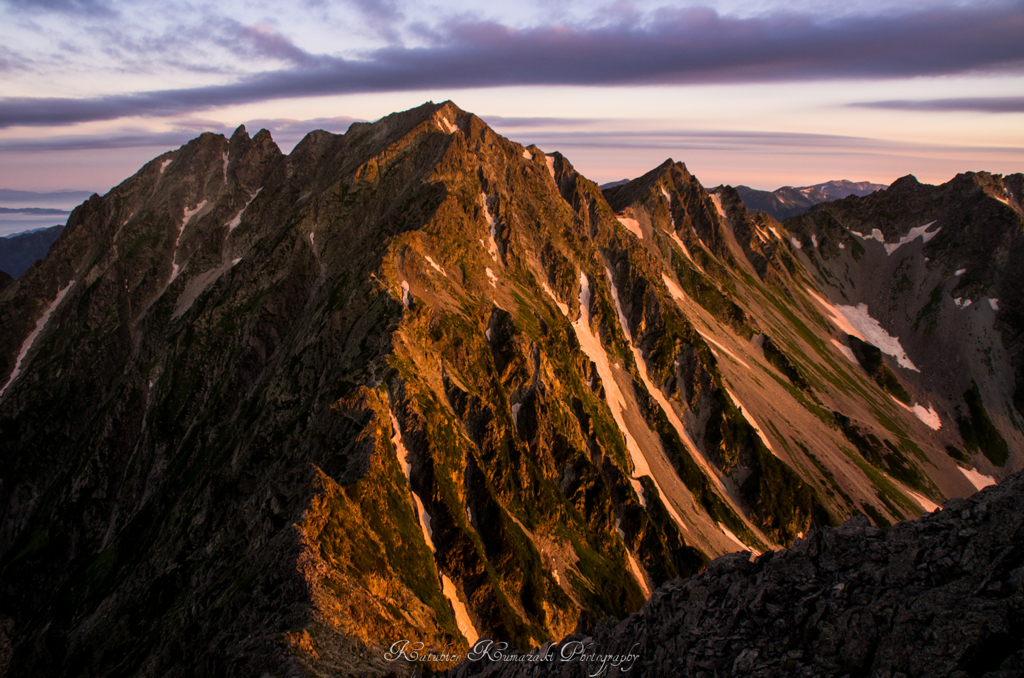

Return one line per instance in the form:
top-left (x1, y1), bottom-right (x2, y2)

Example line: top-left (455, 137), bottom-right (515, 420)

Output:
top-left (446, 471), bottom-right (1024, 677)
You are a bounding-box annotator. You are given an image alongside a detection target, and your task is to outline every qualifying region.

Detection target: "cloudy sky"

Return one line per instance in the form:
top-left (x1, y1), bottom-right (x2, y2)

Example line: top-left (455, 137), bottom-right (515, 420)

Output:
top-left (0, 0), bottom-right (1022, 230)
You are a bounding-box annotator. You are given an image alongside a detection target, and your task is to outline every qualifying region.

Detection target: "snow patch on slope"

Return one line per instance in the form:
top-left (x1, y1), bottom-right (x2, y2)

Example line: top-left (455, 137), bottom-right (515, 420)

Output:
top-left (989, 298), bottom-right (1000, 311)
top-left (486, 267), bottom-right (498, 288)
top-left (440, 117), bottom-right (459, 134)
top-left (480, 193), bottom-right (499, 263)
top-left (158, 158), bottom-right (172, 175)
top-left (719, 522), bottom-right (758, 555)
top-left (542, 282), bottom-right (569, 316)
top-left (790, 236), bottom-right (803, 250)
top-left (662, 273), bottom-right (750, 368)
top-left (709, 194), bottom-right (727, 220)
top-left (616, 520), bottom-right (651, 597)
top-left (631, 479), bottom-right (647, 508)
top-left (442, 576), bottom-right (479, 645)
top-left (546, 156), bottom-right (556, 182)
top-left (572, 273), bottom-right (645, 471)
top-left (905, 490), bottom-right (939, 513)
top-left (572, 271), bottom-right (691, 533)
top-left (0, 281), bottom-right (74, 399)
top-left (171, 200), bottom-right (207, 282)
top-left (604, 270), bottom-right (716, 530)
top-left (424, 256), bottom-right (447, 277)
top-left (522, 148), bottom-right (533, 160)
top-left (669, 231), bottom-right (700, 269)
top-left (959, 466), bottom-right (997, 491)
top-left (226, 189), bottom-right (261, 234)
top-left (724, 386), bottom-right (777, 456)
top-left (662, 273), bottom-right (686, 302)
top-left (806, 288), bottom-right (918, 371)
top-left (893, 398), bottom-right (942, 430)
top-left (831, 338), bottom-right (859, 364)
top-left (699, 332), bottom-right (752, 370)
top-left (604, 266), bottom-right (631, 339)
top-left (616, 216), bottom-right (643, 239)
top-left (391, 409), bottom-right (480, 645)
top-left (850, 221), bottom-right (939, 255)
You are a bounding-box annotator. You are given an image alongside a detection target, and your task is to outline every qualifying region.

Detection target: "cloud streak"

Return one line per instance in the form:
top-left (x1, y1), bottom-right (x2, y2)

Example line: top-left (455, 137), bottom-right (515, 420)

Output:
top-left (0, 207), bottom-right (69, 215)
top-left (852, 96), bottom-right (1024, 113)
top-left (2, 0), bottom-right (115, 15)
top-left (515, 128), bottom-right (1024, 156)
top-left (211, 20), bottom-right (323, 68)
top-left (1, 2), bottom-right (1022, 128)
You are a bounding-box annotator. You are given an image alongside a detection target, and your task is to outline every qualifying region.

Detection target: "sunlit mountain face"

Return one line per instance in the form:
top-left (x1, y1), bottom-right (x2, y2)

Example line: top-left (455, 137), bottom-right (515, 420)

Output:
top-left (0, 102), bottom-right (1021, 677)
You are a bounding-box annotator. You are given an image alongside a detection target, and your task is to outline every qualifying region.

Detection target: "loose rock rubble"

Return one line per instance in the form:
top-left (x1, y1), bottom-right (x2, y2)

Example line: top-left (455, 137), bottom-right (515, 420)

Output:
top-left (447, 472), bottom-right (1024, 677)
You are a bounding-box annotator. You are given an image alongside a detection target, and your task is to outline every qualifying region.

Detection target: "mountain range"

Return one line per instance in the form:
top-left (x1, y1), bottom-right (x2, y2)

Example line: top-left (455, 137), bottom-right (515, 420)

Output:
top-left (735, 180), bottom-right (888, 221)
top-left (0, 101), bottom-right (1021, 677)
top-left (0, 226), bottom-right (64, 280)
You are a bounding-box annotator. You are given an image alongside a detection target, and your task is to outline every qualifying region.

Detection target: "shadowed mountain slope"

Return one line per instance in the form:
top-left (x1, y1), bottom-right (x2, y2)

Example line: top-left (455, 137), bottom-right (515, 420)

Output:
top-left (449, 469), bottom-right (1024, 677)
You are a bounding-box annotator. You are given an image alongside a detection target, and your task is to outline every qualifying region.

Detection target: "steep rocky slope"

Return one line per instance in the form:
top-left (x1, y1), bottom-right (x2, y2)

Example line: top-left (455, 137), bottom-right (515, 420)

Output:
top-left (0, 102), bottom-right (1019, 677)
top-left (787, 173), bottom-right (1024, 482)
top-left (448, 469), bottom-right (1024, 678)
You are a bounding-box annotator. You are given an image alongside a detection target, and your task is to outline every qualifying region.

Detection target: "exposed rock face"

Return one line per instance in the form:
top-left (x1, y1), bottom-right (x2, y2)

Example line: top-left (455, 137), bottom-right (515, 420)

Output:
top-left (0, 102), bottom-right (1020, 677)
top-left (447, 471), bottom-right (1024, 677)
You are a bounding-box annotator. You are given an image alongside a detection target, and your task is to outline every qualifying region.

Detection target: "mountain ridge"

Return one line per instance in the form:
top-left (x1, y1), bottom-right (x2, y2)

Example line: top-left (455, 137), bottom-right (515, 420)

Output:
top-left (0, 101), bottom-right (1020, 677)
top-left (736, 179), bottom-right (888, 221)
top-left (0, 226), bottom-right (64, 279)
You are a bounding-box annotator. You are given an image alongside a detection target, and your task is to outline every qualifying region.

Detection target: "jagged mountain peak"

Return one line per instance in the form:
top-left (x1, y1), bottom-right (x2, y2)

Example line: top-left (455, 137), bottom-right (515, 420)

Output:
top-left (889, 173), bottom-right (922, 190)
top-left (602, 158), bottom-right (688, 211)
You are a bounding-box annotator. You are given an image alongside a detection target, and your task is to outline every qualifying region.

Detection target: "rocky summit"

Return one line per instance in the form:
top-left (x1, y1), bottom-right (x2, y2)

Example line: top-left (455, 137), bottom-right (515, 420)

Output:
top-left (0, 101), bottom-right (1021, 677)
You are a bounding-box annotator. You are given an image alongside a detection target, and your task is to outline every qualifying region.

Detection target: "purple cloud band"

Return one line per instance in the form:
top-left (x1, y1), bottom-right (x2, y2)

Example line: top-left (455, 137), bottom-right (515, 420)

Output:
top-left (2, 2), bottom-right (1022, 129)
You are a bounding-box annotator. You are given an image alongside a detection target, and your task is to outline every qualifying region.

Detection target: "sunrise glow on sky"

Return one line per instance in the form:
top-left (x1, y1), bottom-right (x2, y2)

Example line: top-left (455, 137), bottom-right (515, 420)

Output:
top-left (0, 0), bottom-right (1022, 234)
